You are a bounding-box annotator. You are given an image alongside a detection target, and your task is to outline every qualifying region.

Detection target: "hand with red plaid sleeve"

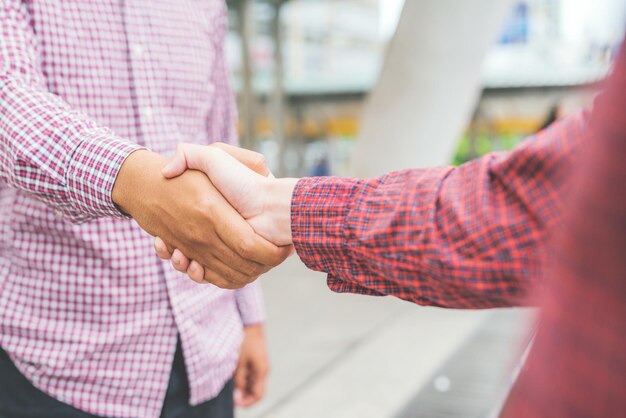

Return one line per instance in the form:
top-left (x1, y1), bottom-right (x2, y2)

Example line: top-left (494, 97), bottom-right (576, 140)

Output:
top-left (154, 143), bottom-right (297, 284)
top-left (155, 110), bottom-right (583, 304)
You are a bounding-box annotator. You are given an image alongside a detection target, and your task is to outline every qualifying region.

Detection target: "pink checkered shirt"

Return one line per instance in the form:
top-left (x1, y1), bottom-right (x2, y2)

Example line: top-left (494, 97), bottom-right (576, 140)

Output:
top-left (0, 1), bottom-right (265, 417)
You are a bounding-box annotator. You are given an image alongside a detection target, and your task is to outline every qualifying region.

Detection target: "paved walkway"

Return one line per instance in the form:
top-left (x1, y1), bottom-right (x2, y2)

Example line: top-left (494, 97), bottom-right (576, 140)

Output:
top-left (237, 257), bottom-right (534, 418)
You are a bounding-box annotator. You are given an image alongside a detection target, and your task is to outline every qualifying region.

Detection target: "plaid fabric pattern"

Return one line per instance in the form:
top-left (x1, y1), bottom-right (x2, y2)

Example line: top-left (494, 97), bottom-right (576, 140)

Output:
top-left (502, 41), bottom-right (626, 417)
top-left (292, 41), bottom-right (626, 417)
top-left (0, 1), bottom-right (265, 417)
top-left (292, 112), bottom-right (586, 308)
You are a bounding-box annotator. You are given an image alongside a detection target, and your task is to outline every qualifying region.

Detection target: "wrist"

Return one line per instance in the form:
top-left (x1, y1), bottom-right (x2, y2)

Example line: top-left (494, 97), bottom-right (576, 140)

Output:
top-left (263, 178), bottom-right (298, 246)
top-left (111, 149), bottom-right (167, 217)
top-left (243, 323), bottom-right (264, 332)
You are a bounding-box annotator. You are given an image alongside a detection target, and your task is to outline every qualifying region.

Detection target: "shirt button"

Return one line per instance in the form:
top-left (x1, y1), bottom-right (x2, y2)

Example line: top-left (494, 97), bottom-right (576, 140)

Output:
top-left (141, 107), bottom-right (154, 120)
top-left (131, 43), bottom-right (145, 57)
top-left (54, 210), bottom-right (63, 218)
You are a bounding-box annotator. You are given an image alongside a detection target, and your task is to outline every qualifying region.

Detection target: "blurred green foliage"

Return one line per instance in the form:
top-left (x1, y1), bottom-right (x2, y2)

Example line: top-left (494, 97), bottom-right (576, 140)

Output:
top-left (452, 133), bottom-right (525, 165)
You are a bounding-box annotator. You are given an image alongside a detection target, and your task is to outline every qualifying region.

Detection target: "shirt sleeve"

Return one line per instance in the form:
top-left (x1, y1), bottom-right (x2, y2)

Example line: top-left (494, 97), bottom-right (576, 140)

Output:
top-left (234, 281), bottom-right (267, 326)
top-left (0, 1), bottom-right (143, 223)
top-left (291, 112), bottom-right (588, 309)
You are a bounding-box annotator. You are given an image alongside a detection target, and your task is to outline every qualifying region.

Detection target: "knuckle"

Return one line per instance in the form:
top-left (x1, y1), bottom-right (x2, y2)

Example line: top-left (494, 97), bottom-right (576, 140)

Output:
top-left (237, 238), bottom-right (255, 258)
top-left (222, 281), bottom-right (240, 290)
top-left (203, 271), bottom-right (220, 285)
top-left (252, 154), bottom-right (267, 171)
top-left (221, 271), bottom-right (236, 283)
top-left (242, 262), bottom-right (262, 278)
top-left (251, 264), bottom-right (265, 277)
top-left (200, 196), bottom-right (218, 214)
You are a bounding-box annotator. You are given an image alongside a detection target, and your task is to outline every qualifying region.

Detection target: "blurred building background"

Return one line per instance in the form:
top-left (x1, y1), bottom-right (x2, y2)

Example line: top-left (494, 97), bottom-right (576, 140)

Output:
top-left (226, 0), bottom-right (623, 175)
top-left (222, 1), bottom-right (625, 417)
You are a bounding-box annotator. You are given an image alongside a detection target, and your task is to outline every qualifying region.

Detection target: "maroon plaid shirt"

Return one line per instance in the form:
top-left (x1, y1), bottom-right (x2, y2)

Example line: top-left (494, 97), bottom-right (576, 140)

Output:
top-left (292, 41), bottom-right (626, 417)
top-left (0, 2), bottom-right (264, 418)
top-left (292, 112), bottom-right (585, 307)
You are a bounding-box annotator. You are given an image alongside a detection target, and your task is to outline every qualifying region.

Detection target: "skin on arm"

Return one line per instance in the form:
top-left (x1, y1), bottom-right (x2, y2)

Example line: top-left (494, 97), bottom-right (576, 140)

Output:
top-left (234, 324), bottom-right (270, 407)
top-left (113, 149), bottom-right (292, 289)
top-left (157, 110), bottom-right (584, 302)
top-left (154, 143), bottom-right (296, 284)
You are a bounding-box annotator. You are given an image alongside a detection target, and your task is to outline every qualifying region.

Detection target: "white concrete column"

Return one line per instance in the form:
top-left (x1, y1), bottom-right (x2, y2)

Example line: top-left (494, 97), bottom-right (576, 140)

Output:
top-left (350, 0), bottom-right (515, 176)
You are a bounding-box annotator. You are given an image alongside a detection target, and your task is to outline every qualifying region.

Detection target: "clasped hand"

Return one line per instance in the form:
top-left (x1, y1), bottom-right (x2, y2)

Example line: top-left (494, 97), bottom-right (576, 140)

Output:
top-left (151, 143), bottom-right (298, 288)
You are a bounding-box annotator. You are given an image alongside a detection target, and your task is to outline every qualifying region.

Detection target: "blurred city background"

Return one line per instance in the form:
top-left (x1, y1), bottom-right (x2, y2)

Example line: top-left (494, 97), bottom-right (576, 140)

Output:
top-left (223, 1), bottom-right (625, 417)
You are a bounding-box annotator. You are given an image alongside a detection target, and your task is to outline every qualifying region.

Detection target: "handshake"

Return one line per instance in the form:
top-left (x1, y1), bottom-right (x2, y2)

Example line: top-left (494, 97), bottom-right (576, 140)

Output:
top-left (112, 143), bottom-right (299, 289)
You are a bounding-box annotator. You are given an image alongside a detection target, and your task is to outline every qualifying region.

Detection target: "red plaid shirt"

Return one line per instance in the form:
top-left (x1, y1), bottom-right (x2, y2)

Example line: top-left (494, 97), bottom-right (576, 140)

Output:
top-left (0, 1), bottom-right (264, 418)
top-left (292, 42), bottom-right (626, 416)
top-left (292, 112), bottom-right (585, 307)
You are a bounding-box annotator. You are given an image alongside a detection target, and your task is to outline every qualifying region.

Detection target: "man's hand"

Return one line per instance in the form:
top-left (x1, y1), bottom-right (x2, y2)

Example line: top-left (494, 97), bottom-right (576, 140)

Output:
top-left (112, 149), bottom-right (291, 288)
top-left (154, 144), bottom-right (297, 285)
top-left (234, 324), bottom-right (270, 407)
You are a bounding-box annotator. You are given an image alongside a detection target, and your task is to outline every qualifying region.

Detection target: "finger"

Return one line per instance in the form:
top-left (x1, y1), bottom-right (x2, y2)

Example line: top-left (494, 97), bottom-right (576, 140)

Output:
top-left (211, 200), bottom-right (292, 267)
top-left (154, 237), bottom-right (173, 260)
top-left (233, 387), bottom-right (247, 408)
top-left (204, 255), bottom-right (260, 288)
top-left (163, 143), bottom-right (222, 179)
top-left (168, 209), bottom-right (268, 280)
top-left (189, 198), bottom-right (281, 274)
top-left (217, 227), bottom-right (293, 268)
top-left (211, 143), bottom-right (271, 176)
top-left (162, 144), bottom-right (192, 178)
top-left (187, 260), bottom-right (205, 283)
top-left (249, 367), bottom-right (268, 405)
top-left (183, 227), bottom-right (270, 279)
top-left (213, 240), bottom-right (273, 278)
top-left (170, 249), bottom-right (191, 273)
top-left (233, 360), bottom-right (248, 407)
top-left (199, 147), bottom-right (266, 207)
top-left (202, 267), bottom-right (245, 289)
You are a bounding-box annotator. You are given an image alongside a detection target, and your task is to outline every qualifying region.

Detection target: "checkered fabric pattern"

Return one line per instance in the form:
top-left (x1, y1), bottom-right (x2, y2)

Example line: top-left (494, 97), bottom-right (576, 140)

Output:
top-left (502, 40), bottom-right (626, 417)
top-left (292, 111), bottom-right (586, 308)
top-left (0, 1), bottom-right (265, 418)
top-left (292, 41), bottom-right (626, 418)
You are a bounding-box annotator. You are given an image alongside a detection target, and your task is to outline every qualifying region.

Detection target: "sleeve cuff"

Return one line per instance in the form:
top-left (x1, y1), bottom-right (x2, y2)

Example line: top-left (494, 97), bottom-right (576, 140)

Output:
top-left (65, 129), bottom-right (144, 222)
top-left (291, 177), bottom-right (384, 297)
top-left (235, 281), bottom-right (266, 325)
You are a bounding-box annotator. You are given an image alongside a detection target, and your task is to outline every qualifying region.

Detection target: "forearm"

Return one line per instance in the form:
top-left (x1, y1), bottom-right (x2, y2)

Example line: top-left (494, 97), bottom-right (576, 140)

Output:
top-left (289, 113), bottom-right (588, 308)
top-left (0, 75), bottom-right (143, 222)
top-left (1, 4), bottom-right (142, 222)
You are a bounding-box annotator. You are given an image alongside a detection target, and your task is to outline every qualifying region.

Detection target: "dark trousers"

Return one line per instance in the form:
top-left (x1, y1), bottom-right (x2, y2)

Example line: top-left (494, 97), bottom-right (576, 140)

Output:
top-left (0, 341), bottom-right (234, 418)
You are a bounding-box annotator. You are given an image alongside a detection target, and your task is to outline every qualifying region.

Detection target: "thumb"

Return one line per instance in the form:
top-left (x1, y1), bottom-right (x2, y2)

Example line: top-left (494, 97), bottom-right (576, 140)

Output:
top-left (211, 143), bottom-right (271, 177)
top-left (201, 147), bottom-right (267, 207)
top-left (162, 143), bottom-right (210, 178)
